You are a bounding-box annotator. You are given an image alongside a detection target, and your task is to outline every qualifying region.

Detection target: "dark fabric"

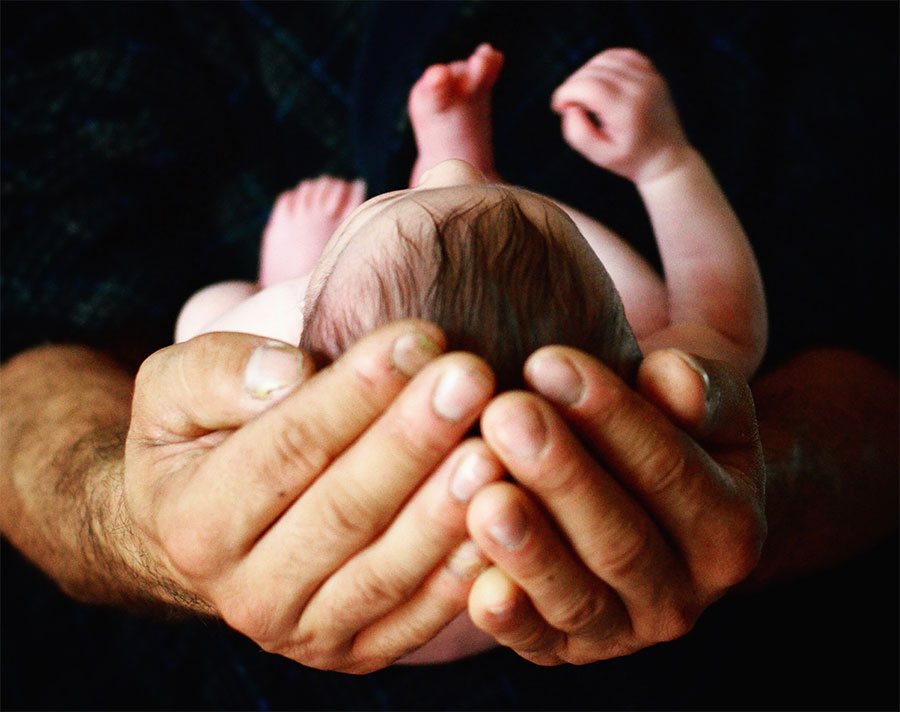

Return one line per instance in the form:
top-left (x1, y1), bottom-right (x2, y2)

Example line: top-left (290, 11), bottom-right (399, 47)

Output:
top-left (2, 2), bottom-right (897, 709)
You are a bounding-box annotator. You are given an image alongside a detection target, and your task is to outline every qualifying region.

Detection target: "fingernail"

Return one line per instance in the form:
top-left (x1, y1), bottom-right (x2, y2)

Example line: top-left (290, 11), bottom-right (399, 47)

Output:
top-left (487, 597), bottom-right (516, 619)
top-left (526, 353), bottom-right (585, 406)
top-left (245, 341), bottom-right (306, 400)
top-left (391, 330), bottom-right (441, 377)
top-left (450, 452), bottom-right (496, 503)
top-left (446, 540), bottom-right (486, 579)
top-left (480, 568), bottom-right (517, 619)
top-left (672, 349), bottom-right (710, 402)
top-left (492, 402), bottom-right (547, 459)
top-left (487, 503), bottom-right (529, 551)
top-left (432, 367), bottom-right (490, 422)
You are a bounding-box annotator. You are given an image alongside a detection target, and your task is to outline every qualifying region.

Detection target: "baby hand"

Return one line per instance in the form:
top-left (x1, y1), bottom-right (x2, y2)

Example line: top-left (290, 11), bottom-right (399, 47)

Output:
top-left (551, 48), bottom-right (690, 184)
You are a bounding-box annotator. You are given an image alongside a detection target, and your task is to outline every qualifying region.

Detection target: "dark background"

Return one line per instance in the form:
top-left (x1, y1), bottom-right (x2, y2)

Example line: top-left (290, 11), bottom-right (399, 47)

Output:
top-left (2, 2), bottom-right (897, 709)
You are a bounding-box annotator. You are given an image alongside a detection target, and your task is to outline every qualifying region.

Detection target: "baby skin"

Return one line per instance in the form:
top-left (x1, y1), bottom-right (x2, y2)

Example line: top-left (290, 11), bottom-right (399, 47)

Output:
top-left (177, 43), bottom-right (766, 378)
top-left (174, 45), bottom-right (767, 664)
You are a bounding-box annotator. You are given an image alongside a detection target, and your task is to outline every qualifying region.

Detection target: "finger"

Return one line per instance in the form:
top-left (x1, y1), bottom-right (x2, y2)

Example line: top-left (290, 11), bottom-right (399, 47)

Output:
top-left (479, 394), bottom-right (691, 638)
top-left (524, 346), bottom-right (765, 591)
top-left (551, 75), bottom-right (619, 115)
top-left (637, 349), bottom-right (761, 452)
top-left (131, 332), bottom-right (315, 442)
top-left (559, 107), bottom-right (616, 164)
top-left (584, 63), bottom-right (645, 88)
top-left (593, 47), bottom-right (656, 72)
top-left (468, 566), bottom-right (564, 666)
top-left (349, 541), bottom-right (491, 671)
top-left (467, 481), bottom-right (635, 649)
top-left (305, 439), bottom-right (503, 640)
top-left (155, 320), bottom-right (446, 575)
top-left (232, 352), bottom-right (494, 629)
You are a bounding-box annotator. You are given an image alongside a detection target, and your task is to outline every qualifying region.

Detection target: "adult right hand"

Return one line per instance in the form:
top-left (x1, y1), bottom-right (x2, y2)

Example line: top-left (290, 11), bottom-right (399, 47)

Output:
top-left (124, 320), bottom-right (502, 673)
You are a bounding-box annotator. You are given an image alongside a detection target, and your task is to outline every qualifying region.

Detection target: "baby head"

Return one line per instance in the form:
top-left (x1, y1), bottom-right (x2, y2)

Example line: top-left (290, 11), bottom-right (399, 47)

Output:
top-left (300, 160), bottom-right (641, 391)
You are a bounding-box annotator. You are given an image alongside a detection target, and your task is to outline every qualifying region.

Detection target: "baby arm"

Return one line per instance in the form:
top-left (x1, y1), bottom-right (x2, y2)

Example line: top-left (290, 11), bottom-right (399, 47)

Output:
top-left (552, 49), bottom-right (766, 377)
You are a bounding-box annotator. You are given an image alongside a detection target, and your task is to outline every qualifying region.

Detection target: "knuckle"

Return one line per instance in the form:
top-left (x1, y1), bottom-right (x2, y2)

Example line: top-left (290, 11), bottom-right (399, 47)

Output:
top-left (318, 482), bottom-right (376, 543)
top-left (633, 440), bottom-right (690, 496)
top-left (654, 601), bottom-right (699, 642)
top-left (596, 518), bottom-right (653, 578)
top-left (511, 624), bottom-right (555, 657)
top-left (388, 413), bottom-right (453, 470)
top-left (219, 595), bottom-right (283, 650)
top-left (350, 624), bottom-right (423, 673)
top-left (270, 412), bottom-right (333, 480)
top-left (287, 624), bottom-right (350, 671)
top-left (553, 590), bottom-right (604, 634)
top-left (344, 559), bottom-right (409, 615)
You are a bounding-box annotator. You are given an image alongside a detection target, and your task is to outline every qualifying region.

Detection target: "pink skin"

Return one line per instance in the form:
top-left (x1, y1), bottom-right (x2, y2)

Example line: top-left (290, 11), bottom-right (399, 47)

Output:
top-left (259, 176), bottom-right (367, 288)
top-left (176, 177), bottom-right (366, 344)
top-left (408, 43), bottom-right (505, 187)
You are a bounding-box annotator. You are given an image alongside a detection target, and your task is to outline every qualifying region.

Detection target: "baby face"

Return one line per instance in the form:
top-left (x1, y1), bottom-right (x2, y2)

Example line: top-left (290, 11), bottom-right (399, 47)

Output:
top-left (304, 159), bottom-right (610, 311)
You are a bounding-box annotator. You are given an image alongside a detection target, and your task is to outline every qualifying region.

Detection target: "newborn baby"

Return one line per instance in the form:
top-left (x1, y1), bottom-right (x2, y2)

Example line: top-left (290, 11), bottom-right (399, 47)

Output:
top-left (176, 45), bottom-right (766, 387)
top-left (175, 43), bottom-right (767, 664)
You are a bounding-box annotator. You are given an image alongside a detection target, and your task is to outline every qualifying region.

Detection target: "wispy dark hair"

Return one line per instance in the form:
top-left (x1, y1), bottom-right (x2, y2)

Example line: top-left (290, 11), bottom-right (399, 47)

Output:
top-left (300, 189), bottom-right (640, 392)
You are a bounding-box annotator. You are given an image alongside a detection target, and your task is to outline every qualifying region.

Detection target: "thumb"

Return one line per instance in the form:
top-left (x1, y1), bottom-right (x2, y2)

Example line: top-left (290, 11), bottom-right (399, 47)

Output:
top-left (132, 332), bottom-right (315, 441)
top-left (636, 349), bottom-right (760, 451)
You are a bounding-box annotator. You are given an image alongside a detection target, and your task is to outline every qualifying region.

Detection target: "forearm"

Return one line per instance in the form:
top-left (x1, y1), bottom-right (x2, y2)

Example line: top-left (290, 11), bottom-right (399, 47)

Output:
top-left (636, 149), bottom-right (766, 359)
top-left (1, 345), bottom-right (193, 613)
top-left (747, 348), bottom-right (899, 586)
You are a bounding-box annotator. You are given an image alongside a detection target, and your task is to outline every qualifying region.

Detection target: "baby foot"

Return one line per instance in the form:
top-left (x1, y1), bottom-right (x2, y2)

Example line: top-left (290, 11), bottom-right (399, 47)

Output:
top-left (259, 176), bottom-right (366, 287)
top-left (408, 43), bottom-right (505, 187)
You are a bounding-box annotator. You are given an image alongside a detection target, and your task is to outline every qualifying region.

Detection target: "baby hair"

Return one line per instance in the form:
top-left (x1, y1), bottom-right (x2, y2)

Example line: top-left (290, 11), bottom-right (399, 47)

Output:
top-left (301, 188), bottom-right (640, 392)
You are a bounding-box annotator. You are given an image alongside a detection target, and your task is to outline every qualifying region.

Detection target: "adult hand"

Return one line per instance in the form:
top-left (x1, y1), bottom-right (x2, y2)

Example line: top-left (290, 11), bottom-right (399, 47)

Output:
top-left (125, 320), bottom-right (503, 673)
top-left (465, 346), bottom-right (766, 665)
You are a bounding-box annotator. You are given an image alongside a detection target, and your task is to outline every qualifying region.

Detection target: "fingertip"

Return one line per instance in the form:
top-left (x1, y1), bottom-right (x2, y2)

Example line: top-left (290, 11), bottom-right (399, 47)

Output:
top-left (561, 105), bottom-right (599, 142)
top-left (244, 340), bottom-right (314, 402)
top-left (481, 392), bottom-right (550, 462)
top-left (636, 349), bottom-right (708, 432)
top-left (448, 440), bottom-right (505, 504)
top-left (469, 566), bottom-right (520, 627)
top-left (337, 319), bottom-right (447, 383)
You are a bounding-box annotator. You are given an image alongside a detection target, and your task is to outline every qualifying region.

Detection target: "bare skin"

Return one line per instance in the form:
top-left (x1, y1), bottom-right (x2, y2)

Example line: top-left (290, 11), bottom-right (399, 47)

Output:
top-left (171, 43), bottom-right (772, 664)
top-left (408, 45), bottom-right (766, 376)
top-left (3, 44), bottom-right (894, 674)
top-left (260, 176), bottom-right (367, 287)
top-left (175, 177), bottom-right (366, 345)
top-left (408, 43), bottom-right (504, 187)
top-left (3, 332), bottom-right (896, 670)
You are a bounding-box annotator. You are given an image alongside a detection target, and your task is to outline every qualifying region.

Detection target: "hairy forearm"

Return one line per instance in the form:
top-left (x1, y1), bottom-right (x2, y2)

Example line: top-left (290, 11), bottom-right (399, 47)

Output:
top-left (747, 348), bottom-right (899, 586)
top-left (1, 345), bottom-right (191, 613)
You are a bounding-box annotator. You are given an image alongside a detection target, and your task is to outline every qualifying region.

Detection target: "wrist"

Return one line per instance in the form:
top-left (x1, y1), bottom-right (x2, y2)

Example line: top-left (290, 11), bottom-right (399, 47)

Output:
top-left (633, 144), bottom-right (699, 187)
top-left (87, 445), bottom-right (212, 616)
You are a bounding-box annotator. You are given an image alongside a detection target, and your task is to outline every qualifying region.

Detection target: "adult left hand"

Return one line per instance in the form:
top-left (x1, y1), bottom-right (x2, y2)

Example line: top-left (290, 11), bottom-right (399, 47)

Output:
top-left (465, 346), bottom-right (766, 665)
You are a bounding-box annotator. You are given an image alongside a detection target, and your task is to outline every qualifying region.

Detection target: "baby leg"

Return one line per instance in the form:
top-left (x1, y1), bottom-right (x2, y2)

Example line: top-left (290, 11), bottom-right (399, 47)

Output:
top-left (175, 280), bottom-right (258, 343)
top-left (407, 45), bottom-right (666, 336)
top-left (408, 43), bottom-right (504, 186)
top-left (259, 176), bottom-right (366, 287)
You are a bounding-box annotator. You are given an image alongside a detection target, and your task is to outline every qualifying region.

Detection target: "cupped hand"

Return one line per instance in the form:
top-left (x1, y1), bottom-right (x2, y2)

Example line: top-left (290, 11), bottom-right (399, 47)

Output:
top-left (551, 48), bottom-right (690, 183)
top-left (124, 321), bottom-right (504, 673)
top-left (466, 346), bottom-right (766, 665)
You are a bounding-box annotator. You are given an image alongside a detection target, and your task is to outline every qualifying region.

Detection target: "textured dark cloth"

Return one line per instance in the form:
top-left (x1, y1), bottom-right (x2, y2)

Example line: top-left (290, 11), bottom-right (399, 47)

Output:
top-left (2, 2), bottom-right (897, 710)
